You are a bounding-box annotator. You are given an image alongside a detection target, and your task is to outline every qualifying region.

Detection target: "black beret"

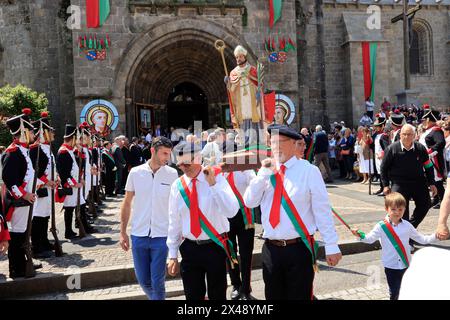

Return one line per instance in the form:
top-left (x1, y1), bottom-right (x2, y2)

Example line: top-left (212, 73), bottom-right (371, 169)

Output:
top-left (268, 124), bottom-right (302, 140)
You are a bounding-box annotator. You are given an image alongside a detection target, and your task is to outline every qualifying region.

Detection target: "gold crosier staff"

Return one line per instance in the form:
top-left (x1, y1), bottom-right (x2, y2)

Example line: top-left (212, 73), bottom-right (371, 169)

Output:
top-left (214, 39), bottom-right (239, 130)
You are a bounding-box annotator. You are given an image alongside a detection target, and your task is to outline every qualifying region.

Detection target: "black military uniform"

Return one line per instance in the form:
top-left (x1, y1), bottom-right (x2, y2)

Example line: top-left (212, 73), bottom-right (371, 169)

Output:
top-left (91, 135), bottom-right (103, 206)
top-left (102, 145), bottom-right (116, 196)
top-left (29, 112), bottom-right (56, 257)
top-left (419, 109), bottom-right (445, 208)
top-left (371, 115), bottom-right (391, 195)
top-left (56, 124), bottom-right (94, 239)
top-left (1, 109), bottom-right (38, 278)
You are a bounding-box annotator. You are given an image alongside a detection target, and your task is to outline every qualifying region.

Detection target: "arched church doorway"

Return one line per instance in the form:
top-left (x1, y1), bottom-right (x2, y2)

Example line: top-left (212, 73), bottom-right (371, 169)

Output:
top-left (167, 82), bottom-right (208, 129)
top-left (112, 19), bottom-right (258, 137)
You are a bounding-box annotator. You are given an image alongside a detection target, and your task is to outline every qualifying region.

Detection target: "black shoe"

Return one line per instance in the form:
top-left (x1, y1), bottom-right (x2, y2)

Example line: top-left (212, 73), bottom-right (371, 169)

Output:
top-left (373, 189), bottom-right (383, 195)
top-left (377, 192), bottom-right (385, 197)
top-left (10, 271), bottom-right (25, 279)
top-left (65, 232), bottom-right (78, 240)
top-left (240, 293), bottom-right (257, 300)
top-left (433, 203), bottom-right (441, 210)
top-left (431, 198), bottom-right (440, 207)
top-left (86, 227), bottom-right (98, 234)
top-left (42, 242), bottom-right (55, 251)
top-left (33, 263), bottom-right (43, 270)
top-left (230, 287), bottom-right (241, 300)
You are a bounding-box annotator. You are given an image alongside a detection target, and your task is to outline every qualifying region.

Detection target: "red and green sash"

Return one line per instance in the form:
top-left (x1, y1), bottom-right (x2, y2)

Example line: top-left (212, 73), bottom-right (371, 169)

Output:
top-left (379, 219), bottom-right (409, 268)
top-left (269, 174), bottom-right (319, 271)
top-left (103, 150), bottom-right (114, 163)
top-left (306, 140), bottom-right (315, 163)
top-left (177, 177), bottom-right (239, 268)
top-left (226, 172), bottom-right (254, 229)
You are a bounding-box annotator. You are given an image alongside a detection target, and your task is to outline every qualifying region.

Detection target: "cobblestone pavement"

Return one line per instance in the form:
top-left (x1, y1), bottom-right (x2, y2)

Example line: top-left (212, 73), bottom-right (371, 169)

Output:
top-left (1, 177), bottom-right (447, 300)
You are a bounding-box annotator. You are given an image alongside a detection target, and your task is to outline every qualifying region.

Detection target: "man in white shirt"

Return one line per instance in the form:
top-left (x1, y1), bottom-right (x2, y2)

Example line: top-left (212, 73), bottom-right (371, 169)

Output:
top-left (243, 124), bottom-right (342, 300)
top-left (119, 137), bottom-right (178, 300)
top-left (166, 142), bottom-right (239, 300)
top-left (145, 130), bottom-right (152, 144)
top-left (365, 97), bottom-right (375, 120)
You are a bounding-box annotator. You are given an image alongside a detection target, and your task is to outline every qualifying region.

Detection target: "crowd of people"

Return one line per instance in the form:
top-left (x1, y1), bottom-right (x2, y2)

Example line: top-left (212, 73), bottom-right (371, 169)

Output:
top-left (1, 101), bottom-right (450, 301)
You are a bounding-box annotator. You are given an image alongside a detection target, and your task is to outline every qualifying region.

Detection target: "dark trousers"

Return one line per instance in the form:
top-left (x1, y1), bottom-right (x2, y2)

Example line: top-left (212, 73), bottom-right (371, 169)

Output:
top-left (115, 167), bottom-right (124, 193)
top-left (31, 216), bottom-right (51, 253)
top-left (262, 240), bottom-right (314, 300)
top-left (103, 171), bottom-right (115, 195)
top-left (180, 239), bottom-right (227, 300)
top-left (93, 186), bottom-right (103, 205)
top-left (367, 110), bottom-right (374, 120)
top-left (8, 232), bottom-right (26, 277)
top-left (122, 167), bottom-right (129, 189)
top-left (64, 205), bottom-right (90, 236)
top-left (337, 159), bottom-right (346, 178)
top-left (434, 180), bottom-right (445, 203)
top-left (343, 155), bottom-right (354, 174)
top-left (391, 183), bottom-right (431, 228)
top-left (226, 211), bottom-right (255, 295)
top-left (385, 267), bottom-right (407, 300)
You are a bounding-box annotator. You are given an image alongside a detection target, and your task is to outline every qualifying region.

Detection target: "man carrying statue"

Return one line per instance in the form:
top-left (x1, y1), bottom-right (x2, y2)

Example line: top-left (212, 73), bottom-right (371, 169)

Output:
top-left (225, 45), bottom-right (266, 147)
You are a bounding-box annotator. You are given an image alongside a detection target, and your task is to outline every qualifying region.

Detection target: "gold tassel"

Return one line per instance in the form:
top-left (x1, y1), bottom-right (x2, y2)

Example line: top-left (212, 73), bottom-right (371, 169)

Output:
top-left (19, 118), bottom-right (27, 144)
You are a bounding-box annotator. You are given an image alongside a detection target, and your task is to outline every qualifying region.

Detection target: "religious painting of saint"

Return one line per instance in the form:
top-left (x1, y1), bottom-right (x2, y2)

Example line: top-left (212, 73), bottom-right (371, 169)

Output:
top-left (80, 99), bottom-right (119, 137)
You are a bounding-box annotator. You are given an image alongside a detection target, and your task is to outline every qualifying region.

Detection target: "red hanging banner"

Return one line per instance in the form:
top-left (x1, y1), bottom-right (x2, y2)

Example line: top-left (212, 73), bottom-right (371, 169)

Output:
top-left (86, 0), bottom-right (100, 28)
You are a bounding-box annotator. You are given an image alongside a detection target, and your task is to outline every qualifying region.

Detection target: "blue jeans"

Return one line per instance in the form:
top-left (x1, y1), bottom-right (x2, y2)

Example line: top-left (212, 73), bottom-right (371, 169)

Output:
top-left (131, 235), bottom-right (168, 300)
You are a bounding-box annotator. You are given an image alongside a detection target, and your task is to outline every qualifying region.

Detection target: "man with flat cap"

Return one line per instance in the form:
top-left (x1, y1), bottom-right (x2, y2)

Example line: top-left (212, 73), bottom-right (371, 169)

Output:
top-left (372, 114), bottom-right (391, 196)
top-left (1, 108), bottom-right (39, 278)
top-left (166, 141), bottom-right (239, 300)
top-left (419, 108), bottom-right (445, 209)
top-left (243, 124), bottom-right (342, 300)
top-left (390, 110), bottom-right (405, 143)
top-left (29, 112), bottom-right (58, 258)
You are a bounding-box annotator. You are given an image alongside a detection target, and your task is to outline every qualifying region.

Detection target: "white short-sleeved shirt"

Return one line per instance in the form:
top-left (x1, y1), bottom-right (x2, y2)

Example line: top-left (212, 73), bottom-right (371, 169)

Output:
top-left (125, 163), bottom-right (178, 237)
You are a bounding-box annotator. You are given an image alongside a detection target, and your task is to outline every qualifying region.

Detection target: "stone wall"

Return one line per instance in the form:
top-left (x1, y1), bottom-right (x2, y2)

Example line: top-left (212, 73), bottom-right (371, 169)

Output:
top-left (321, 1), bottom-right (450, 127)
top-left (0, 0), bottom-right (75, 145)
top-left (71, 0), bottom-right (300, 135)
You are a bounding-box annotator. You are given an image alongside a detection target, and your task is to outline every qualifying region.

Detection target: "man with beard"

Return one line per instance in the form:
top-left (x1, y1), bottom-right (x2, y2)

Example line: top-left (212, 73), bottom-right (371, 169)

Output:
top-left (119, 137), bottom-right (178, 300)
top-left (243, 124), bottom-right (341, 300)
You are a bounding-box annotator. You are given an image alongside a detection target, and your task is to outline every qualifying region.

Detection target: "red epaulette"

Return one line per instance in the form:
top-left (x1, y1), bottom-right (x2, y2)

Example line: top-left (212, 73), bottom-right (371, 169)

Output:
top-left (5, 143), bottom-right (17, 153)
top-left (58, 146), bottom-right (69, 154)
top-left (29, 142), bottom-right (40, 149)
top-left (432, 126), bottom-right (443, 133)
top-left (382, 133), bottom-right (389, 137)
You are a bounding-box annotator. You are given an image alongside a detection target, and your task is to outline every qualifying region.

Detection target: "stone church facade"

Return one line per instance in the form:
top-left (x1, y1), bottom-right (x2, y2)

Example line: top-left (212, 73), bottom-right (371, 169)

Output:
top-left (0, 0), bottom-right (449, 139)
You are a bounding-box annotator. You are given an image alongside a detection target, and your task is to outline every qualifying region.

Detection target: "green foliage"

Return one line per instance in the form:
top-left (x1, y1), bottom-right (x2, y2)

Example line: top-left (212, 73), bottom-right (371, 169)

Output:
top-left (0, 84), bottom-right (49, 146)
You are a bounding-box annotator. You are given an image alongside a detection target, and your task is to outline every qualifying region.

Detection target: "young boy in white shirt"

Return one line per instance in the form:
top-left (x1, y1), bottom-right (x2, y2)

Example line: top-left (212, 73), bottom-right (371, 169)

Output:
top-left (352, 192), bottom-right (439, 300)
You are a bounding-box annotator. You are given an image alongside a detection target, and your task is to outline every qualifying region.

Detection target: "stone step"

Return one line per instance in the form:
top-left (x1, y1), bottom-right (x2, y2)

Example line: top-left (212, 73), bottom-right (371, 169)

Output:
top-left (1, 239), bottom-right (380, 299)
